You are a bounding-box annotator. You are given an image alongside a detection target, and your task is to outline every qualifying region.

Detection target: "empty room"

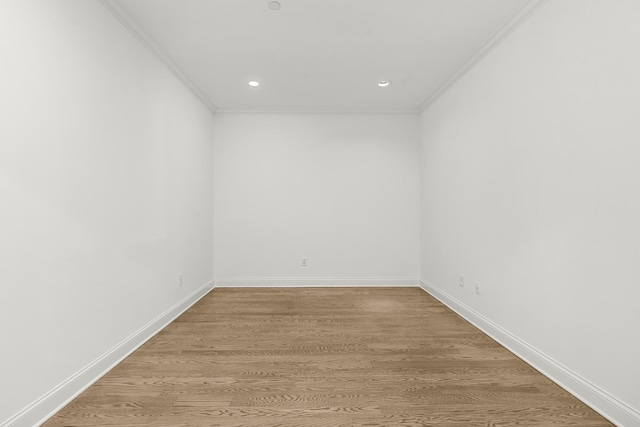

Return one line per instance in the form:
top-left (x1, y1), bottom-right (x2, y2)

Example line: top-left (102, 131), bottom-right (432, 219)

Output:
top-left (1, 0), bottom-right (639, 426)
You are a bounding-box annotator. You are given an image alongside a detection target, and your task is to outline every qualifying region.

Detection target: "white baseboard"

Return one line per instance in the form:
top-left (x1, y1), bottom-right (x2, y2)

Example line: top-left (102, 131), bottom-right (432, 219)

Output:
top-left (419, 279), bottom-right (640, 427)
top-left (11, 279), bottom-right (634, 426)
top-left (214, 277), bottom-right (420, 287)
top-left (1, 280), bottom-right (215, 427)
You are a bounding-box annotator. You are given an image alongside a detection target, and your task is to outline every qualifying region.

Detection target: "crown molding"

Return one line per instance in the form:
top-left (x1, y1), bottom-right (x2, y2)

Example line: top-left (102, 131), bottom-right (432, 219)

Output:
top-left (98, 0), bottom-right (217, 114)
top-left (418, 0), bottom-right (548, 113)
top-left (100, 0), bottom-right (546, 117)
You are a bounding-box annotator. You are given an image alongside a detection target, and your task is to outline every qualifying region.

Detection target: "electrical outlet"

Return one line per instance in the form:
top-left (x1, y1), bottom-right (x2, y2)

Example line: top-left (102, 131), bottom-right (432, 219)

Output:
top-left (475, 281), bottom-right (480, 295)
top-left (459, 274), bottom-right (464, 287)
top-left (301, 258), bottom-right (307, 267)
top-left (179, 274), bottom-right (183, 286)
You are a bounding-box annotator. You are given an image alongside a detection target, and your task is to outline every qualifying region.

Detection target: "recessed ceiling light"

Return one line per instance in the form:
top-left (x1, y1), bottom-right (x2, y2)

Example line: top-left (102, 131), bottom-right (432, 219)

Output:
top-left (378, 80), bottom-right (392, 88)
top-left (248, 80), bottom-right (260, 87)
top-left (268, 1), bottom-right (281, 10)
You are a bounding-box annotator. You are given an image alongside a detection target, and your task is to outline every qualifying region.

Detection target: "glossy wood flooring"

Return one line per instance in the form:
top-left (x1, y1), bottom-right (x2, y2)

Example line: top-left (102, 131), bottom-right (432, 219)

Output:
top-left (43, 287), bottom-right (613, 426)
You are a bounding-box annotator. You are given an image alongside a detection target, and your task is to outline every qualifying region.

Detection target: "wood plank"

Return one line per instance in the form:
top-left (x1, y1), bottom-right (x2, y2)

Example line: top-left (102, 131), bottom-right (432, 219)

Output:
top-left (42, 287), bottom-right (613, 426)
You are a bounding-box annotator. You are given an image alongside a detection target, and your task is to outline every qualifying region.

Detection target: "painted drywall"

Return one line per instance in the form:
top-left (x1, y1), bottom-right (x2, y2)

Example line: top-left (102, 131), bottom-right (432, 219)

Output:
top-left (213, 113), bottom-right (419, 284)
top-left (420, 0), bottom-right (640, 420)
top-left (0, 0), bottom-right (214, 424)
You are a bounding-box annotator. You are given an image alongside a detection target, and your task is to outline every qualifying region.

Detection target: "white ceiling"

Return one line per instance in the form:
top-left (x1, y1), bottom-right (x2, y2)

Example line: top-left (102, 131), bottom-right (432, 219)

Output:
top-left (109, 0), bottom-right (536, 113)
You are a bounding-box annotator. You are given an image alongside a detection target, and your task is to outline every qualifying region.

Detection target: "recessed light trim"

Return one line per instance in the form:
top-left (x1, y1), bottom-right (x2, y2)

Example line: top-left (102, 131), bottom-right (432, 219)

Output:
top-left (248, 80), bottom-right (260, 87)
top-left (378, 80), bottom-right (392, 88)
top-left (268, 1), bottom-right (281, 10)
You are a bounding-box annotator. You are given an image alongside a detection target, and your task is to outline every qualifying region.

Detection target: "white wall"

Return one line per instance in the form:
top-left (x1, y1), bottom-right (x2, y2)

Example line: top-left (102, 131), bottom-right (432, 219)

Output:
top-left (420, 0), bottom-right (640, 422)
top-left (214, 113), bottom-right (419, 285)
top-left (0, 1), bottom-right (214, 424)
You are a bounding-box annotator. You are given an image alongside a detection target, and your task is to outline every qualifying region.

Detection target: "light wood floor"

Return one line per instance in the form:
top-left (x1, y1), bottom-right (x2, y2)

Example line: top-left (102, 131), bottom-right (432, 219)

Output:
top-left (43, 287), bottom-right (613, 426)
